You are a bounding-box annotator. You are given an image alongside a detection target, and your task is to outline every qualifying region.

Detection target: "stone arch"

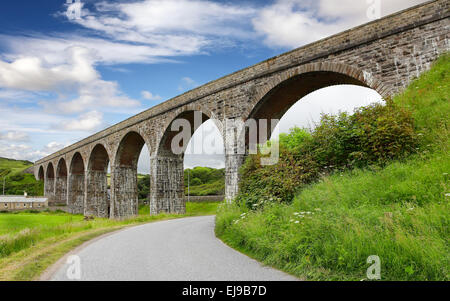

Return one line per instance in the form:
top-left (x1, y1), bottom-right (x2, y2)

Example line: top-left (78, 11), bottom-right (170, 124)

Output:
top-left (112, 131), bottom-right (148, 218)
top-left (68, 152), bottom-right (85, 214)
top-left (151, 106), bottom-right (224, 215)
top-left (45, 162), bottom-right (55, 198)
top-left (250, 63), bottom-right (387, 119)
top-left (55, 158), bottom-right (68, 205)
top-left (243, 62), bottom-right (387, 145)
top-left (85, 144), bottom-right (111, 218)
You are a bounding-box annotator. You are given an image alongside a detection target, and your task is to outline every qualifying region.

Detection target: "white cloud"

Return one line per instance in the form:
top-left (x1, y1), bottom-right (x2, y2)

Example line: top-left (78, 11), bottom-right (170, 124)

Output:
top-left (0, 131), bottom-right (30, 142)
top-left (252, 0), bottom-right (429, 48)
top-left (58, 111), bottom-right (105, 132)
top-left (1, 34), bottom-right (196, 66)
top-left (66, 0), bottom-right (256, 44)
top-left (141, 90), bottom-right (162, 101)
top-left (0, 45), bottom-right (141, 115)
top-left (178, 77), bottom-right (198, 92)
top-left (0, 46), bottom-right (97, 92)
top-left (0, 141), bottom-right (69, 162)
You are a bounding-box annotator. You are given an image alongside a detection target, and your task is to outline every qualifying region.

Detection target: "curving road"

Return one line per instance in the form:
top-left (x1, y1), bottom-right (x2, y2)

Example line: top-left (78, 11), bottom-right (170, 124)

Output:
top-left (47, 215), bottom-right (298, 281)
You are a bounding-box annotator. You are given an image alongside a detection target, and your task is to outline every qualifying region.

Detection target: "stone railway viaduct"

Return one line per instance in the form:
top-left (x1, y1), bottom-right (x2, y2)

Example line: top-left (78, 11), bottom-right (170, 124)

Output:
top-left (34, 0), bottom-right (449, 218)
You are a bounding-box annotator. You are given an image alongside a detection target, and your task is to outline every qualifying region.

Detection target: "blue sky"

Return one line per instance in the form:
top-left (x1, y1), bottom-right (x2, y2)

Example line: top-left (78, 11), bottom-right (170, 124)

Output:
top-left (0, 0), bottom-right (426, 171)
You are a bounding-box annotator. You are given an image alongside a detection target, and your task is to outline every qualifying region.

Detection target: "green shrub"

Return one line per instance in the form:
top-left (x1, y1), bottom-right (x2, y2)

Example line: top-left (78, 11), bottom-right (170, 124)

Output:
top-left (190, 177), bottom-right (203, 186)
top-left (237, 87), bottom-right (418, 208)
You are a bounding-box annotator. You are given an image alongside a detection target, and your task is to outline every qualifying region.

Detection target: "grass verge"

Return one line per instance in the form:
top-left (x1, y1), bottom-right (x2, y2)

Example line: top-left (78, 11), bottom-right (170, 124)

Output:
top-left (0, 202), bottom-right (220, 281)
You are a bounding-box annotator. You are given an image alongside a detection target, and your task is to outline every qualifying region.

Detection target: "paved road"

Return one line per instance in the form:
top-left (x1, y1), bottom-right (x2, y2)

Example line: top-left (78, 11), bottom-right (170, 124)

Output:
top-left (49, 216), bottom-right (298, 281)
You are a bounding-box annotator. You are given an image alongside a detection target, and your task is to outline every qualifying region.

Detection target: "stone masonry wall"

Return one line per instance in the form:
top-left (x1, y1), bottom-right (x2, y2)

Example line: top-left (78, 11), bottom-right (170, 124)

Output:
top-left (85, 170), bottom-right (109, 218)
top-left (67, 174), bottom-right (85, 214)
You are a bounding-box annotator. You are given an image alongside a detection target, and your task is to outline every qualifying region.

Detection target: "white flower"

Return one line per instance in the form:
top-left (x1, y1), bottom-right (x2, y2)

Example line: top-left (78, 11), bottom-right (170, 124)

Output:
top-left (407, 207), bottom-right (414, 211)
top-left (445, 193), bottom-right (450, 197)
top-left (295, 221), bottom-right (300, 224)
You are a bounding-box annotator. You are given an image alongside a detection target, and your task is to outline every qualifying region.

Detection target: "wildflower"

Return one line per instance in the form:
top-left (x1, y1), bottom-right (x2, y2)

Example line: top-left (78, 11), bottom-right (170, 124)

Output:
top-left (445, 193), bottom-right (450, 197)
top-left (295, 221), bottom-right (300, 224)
top-left (314, 208), bottom-right (321, 211)
top-left (407, 207), bottom-right (414, 211)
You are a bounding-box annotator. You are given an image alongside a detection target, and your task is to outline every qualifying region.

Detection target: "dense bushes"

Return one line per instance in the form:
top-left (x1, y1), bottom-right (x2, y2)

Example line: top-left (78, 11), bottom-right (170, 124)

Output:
top-left (238, 98), bottom-right (418, 208)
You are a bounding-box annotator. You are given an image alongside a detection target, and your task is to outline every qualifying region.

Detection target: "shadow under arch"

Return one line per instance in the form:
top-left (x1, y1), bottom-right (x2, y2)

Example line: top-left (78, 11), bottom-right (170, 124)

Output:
top-left (86, 144), bottom-right (111, 218)
top-left (68, 152), bottom-right (85, 214)
top-left (45, 162), bottom-right (55, 198)
top-left (55, 158), bottom-right (68, 205)
top-left (37, 166), bottom-right (44, 182)
top-left (113, 131), bottom-right (148, 218)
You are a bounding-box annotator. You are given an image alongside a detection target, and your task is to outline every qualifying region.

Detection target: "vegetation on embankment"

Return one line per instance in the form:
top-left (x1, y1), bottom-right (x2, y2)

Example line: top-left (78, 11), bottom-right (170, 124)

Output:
top-left (215, 54), bottom-right (450, 281)
top-left (0, 157), bottom-right (43, 196)
top-left (0, 202), bottom-right (220, 281)
top-left (137, 167), bottom-right (225, 200)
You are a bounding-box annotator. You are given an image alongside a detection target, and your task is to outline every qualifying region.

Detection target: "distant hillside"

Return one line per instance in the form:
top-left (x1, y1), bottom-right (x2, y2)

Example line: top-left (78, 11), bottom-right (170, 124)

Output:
top-left (0, 157), bottom-right (33, 175)
top-left (0, 157), bottom-right (43, 196)
top-left (137, 167), bottom-right (225, 200)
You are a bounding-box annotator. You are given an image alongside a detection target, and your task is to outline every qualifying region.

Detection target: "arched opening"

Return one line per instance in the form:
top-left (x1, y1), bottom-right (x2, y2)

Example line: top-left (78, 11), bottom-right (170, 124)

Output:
top-left (113, 131), bottom-right (147, 218)
top-left (248, 70), bottom-right (382, 146)
top-left (272, 85), bottom-right (383, 137)
top-left (68, 152), bottom-right (85, 214)
top-left (86, 144), bottom-right (110, 218)
top-left (153, 110), bottom-right (224, 214)
top-left (184, 120), bottom-right (225, 203)
top-left (38, 166), bottom-right (44, 182)
top-left (45, 163), bottom-right (55, 199)
top-left (55, 159), bottom-right (67, 205)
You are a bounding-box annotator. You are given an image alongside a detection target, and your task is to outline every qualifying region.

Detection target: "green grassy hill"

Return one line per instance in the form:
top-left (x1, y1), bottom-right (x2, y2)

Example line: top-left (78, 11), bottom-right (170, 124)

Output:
top-left (216, 54), bottom-right (449, 281)
top-left (137, 167), bottom-right (225, 200)
top-left (0, 158), bottom-right (43, 196)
